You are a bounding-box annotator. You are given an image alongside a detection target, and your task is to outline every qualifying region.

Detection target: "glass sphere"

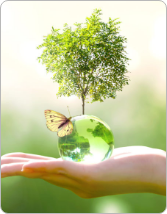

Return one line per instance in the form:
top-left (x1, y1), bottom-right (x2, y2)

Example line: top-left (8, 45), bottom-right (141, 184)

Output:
top-left (58, 115), bottom-right (114, 163)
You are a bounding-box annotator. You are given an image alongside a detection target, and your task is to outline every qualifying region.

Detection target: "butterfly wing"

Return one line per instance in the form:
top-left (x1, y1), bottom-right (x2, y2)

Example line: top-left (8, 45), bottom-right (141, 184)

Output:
top-left (44, 110), bottom-right (67, 132)
top-left (57, 121), bottom-right (73, 137)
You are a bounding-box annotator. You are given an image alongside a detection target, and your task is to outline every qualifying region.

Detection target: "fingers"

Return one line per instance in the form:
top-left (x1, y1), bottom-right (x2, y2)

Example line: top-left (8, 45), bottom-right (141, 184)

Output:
top-left (1, 162), bottom-right (43, 178)
top-left (1, 153), bottom-right (94, 198)
top-left (1, 157), bottom-right (33, 165)
top-left (22, 159), bottom-right (94, 181)
top-left (2, 162), bottom-right (27, 178)
top-left (2, 152), bottom-right (54, 160)
top-left (22, 159), bottom-right (69, 175)
top-left (1, 161), bottom-right (82, 196)
top-left (1, 154), bottom-right (55, 178)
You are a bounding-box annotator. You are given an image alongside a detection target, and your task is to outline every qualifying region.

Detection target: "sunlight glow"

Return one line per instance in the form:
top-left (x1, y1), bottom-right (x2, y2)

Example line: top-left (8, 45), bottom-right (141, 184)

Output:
top-left (150, 15), bottom-right (166, 59)
top-left (83, 154), bottom-right (100, 164)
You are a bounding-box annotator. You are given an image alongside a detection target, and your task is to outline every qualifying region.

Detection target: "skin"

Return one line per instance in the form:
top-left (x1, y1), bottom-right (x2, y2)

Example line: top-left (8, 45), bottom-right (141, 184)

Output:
top-left (1, 146), bottom-right (166, 198)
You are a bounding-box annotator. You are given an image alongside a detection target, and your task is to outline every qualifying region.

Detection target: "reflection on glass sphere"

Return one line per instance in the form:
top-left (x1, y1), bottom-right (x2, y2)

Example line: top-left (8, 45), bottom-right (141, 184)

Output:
top-left (58, 115), bottom-right (114, 163)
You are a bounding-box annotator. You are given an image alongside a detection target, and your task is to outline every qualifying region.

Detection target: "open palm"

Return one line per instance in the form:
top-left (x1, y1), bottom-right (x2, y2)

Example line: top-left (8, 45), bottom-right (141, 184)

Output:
top-left (1, 146), bottom-right (166, 198)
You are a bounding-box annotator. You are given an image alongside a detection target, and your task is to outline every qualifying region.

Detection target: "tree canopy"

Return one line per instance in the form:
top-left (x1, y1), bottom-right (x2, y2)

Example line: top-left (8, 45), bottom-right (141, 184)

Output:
top-left (37, 9), bottom-right (130, 114)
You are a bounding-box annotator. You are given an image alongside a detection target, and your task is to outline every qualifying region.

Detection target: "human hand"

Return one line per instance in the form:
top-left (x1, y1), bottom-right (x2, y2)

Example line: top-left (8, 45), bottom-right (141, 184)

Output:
top-left (1, 146), bottom-right (166, 198)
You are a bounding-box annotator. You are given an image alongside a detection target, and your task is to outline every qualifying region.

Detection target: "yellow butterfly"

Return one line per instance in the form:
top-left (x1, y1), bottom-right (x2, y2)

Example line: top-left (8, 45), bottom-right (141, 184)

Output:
top-left (44, 110), bottom-right (73, 137)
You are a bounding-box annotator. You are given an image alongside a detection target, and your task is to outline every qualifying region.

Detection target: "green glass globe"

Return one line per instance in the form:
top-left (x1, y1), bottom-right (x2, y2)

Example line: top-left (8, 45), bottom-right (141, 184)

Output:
top-left (58, 115), bottom-right (114, 163)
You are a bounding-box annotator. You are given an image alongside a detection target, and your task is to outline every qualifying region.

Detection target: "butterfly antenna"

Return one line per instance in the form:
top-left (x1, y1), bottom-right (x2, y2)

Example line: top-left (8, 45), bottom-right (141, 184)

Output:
top-left (67, 106), bottom-right (71, 117)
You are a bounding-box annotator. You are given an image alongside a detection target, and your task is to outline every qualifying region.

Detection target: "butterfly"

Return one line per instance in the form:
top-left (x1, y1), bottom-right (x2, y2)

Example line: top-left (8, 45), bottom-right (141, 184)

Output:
top-left (44, 110), bottom-right (73, 137)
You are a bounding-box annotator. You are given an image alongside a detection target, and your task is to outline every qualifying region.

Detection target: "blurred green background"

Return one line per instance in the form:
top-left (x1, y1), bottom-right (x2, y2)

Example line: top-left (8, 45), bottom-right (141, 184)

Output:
top-left (1, 1), bottom-right (166, 213)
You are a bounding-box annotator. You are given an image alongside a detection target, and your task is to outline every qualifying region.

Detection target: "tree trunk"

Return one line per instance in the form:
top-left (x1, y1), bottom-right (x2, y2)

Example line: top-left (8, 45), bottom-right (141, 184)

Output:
top-left (82, 95), bottom-right (85, 115)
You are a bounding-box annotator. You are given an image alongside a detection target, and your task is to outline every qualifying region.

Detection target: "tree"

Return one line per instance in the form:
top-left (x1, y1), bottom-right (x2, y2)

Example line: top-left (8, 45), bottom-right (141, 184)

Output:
top-left (37, 9), bottom-right (130, 114)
